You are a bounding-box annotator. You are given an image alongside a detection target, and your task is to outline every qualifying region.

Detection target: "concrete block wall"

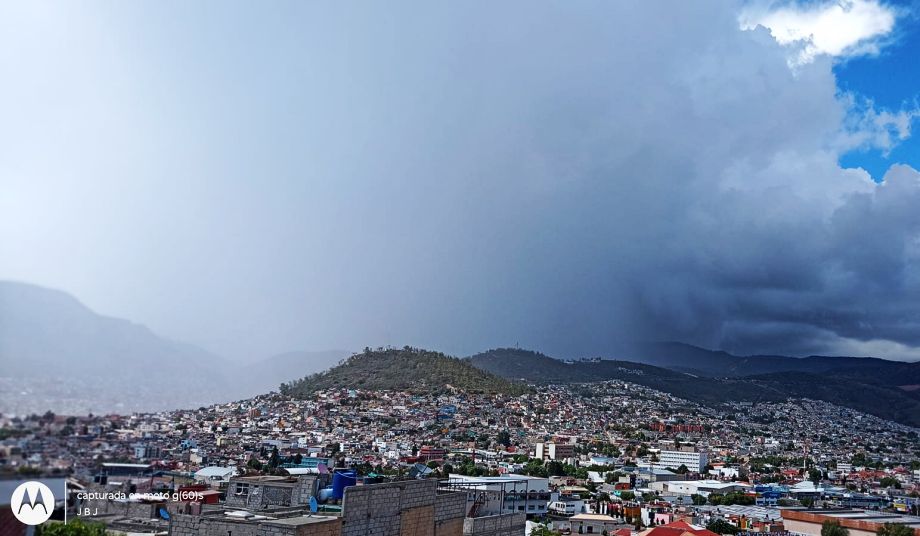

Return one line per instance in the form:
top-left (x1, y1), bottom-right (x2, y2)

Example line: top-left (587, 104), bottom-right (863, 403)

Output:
top-left (436, 517), bottom-right (465, 536)
top-left (341, 480), bottom-right (463, 536)
top-left (226, 483), bottom-right (295, 509)
top-left (462, 513), bottom-right (526, 536)
top-left (399, 506), bottom-right (436, 536)
top-left (265, 518), bottom-right (343, 536)
top-left (169, 513), bottom-right (343, 536)
top-left (258, 485), bottom-right (294, 508)
top-left (292, 476), bottom-right (320, 506)
top-left (434, 490), bottom-right (467, 536)
top-left (78, 497), bottom-right (159, 519)
top-left (435, 492), bottom-right (466, 522)
top-left (226, 487), bottom-right (249, 508)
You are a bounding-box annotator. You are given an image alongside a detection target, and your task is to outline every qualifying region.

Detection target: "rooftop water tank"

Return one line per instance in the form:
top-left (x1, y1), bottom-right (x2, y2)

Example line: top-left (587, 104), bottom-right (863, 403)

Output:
top-left (331, 470), bottom-right (358, 500)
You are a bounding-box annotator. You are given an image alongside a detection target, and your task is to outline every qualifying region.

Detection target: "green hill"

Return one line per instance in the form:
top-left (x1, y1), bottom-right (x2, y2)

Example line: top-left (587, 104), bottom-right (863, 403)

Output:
top-left (280, 347), bottom-right (531, 397)
top-left (467, 348), bottom-right (920, 427)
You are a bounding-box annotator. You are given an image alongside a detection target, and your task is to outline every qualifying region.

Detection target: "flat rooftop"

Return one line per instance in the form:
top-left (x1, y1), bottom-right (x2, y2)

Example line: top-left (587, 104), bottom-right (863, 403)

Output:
top-left (783, 509), bottom-right (920, 528)
top-left (232, 475), bottom-right (298, 486)
top-left (263, 515), bottom-right (339, 526)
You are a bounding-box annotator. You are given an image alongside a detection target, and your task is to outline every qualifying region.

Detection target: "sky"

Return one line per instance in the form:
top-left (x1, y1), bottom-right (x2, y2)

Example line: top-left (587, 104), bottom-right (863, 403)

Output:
top-left (2, 0), bottom-right (920, 362)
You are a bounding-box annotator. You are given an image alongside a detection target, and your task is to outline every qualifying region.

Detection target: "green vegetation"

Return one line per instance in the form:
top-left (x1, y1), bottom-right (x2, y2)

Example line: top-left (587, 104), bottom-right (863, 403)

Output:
top-left (877, 525), bottom-right (914, 536)
top-left (531, 524), bottom-right (562, 536)
top-left (36, 520), bottom-right (107, 536)
top-left (281, 347), bottom-right (531, 396)
top-left (0, 428), bottom-right (28, 440)
top-left (707, 519), bottom-right (740, 535)
top-left (879, 477), bottom-right (901, 489)
top-left (708, 492), bottom-right (754, 506)
top-left (821, 521), bottom-right (850, 536)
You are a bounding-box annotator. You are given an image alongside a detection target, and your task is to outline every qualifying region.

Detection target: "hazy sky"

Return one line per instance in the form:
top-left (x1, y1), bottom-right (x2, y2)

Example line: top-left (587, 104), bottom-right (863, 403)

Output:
top-left (3, 1), bottom-right (920, 361)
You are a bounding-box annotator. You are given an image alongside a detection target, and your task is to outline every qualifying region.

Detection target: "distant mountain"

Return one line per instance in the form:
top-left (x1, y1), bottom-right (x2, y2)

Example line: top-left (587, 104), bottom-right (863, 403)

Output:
top-left (280, 347), bottom-right (531, 397)
top-left (0, 281), bottom-right (235, 414)
top-left (465, 348), bottom-right (672, 383)
top-left (467, 348), bottom-right (920, 427)
top-left (616, 342), bottom-right (920, 389)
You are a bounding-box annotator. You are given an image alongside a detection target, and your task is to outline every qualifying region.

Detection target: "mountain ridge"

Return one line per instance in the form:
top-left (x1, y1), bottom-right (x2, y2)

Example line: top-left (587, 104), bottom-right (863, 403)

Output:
top-left (466, 347), bottom-right (920, 427)
top-left (609, 341), bottom-right (920, 388)
top-left (0, 281), bottom-right (348, 414)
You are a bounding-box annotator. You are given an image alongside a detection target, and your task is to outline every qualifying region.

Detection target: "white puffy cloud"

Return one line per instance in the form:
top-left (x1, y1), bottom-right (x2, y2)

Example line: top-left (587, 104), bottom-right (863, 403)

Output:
top-left (838, 94), bottom-right (920, 154)
top-left (741, 0), bottom-right (898, 65)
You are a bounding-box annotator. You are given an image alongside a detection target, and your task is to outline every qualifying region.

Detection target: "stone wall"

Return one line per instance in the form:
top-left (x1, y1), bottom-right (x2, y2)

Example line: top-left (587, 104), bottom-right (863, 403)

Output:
top-left (462, 512), bottom-right (526, 536)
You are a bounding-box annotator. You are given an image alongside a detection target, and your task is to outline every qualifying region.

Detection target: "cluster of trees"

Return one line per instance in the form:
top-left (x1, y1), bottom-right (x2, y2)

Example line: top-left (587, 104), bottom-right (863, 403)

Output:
top-left (35, 520), bottom-right (106, 536)
top-left (575, 441), bottom-right (621, 458)
top-left (447, 458), bottom-right (499, 477)
top-left (244, 446), bottom-right (319, 475)
top-left (664, 464), bottom-right (690, 475)
top-left (706, 519), bottom-right (740, 535)
top-left (706, 492), bottom-right (755, 506)
top-left (821, 520), bottom-right (915, 536)
top-left (879, 477), bottom-right (902, 489)
top-left (516, 458), bottom-right (617, 480)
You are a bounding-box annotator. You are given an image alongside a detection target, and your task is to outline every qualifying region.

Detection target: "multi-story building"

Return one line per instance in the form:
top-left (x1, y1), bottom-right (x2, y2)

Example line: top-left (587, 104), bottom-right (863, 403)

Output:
top-left (419, 446), bottom-right (448, 461)
top-left (534, 442), bottom-right (575, 461)
top-left (658, 448), bottom-right (708, 472)
top-left (444, 474), bottom-right (555, 518)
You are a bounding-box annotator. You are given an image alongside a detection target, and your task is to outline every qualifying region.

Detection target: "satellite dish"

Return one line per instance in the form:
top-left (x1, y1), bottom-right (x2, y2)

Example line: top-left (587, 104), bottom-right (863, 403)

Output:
top-left (309, 496), bottom-right (318, 514)
top-left (159, 508), bottom-right (171, 520)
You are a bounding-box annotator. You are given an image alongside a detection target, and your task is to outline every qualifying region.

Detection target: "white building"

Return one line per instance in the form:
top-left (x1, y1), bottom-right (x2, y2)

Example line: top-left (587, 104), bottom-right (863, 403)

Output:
top-left (446, 474), bottom-right (557, 517)
top-left (566, 513), bottom-right (620, 535)
top-left (649, 479), bottom-right (750, 497)
top-left (194, 466), bottom-right (238, 486)
top-left (548, 499), bottom-right (585, 516)
top-left (658, 449), bottom-right (708, 472)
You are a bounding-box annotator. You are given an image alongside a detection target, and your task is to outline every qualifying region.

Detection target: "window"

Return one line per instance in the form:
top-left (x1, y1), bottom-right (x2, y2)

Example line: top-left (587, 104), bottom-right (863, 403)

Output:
top-left (236, 483), bottom-right (250, 496)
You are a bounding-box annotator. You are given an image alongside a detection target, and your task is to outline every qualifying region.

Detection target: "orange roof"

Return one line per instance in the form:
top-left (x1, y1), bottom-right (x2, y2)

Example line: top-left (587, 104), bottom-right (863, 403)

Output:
top-left (664, 521), bottom-right (697, 530)
top-left (643, 524), bottom-right (721, 536)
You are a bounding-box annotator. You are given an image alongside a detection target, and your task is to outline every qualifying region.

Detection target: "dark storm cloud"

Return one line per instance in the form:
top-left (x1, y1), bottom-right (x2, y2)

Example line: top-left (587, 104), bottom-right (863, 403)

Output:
top-left (1, 1), bottom-right (919, 361)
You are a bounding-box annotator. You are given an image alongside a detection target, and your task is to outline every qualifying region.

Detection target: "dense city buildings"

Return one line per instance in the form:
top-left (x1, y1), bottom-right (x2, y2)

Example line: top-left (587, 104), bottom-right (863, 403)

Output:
top-left (2, 374), bottom-right (920, 536)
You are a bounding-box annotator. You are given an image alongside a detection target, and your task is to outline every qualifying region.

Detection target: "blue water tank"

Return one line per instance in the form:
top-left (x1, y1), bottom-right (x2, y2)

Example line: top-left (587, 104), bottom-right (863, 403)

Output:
top-left (331, 470), bottom-right (358, 499)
